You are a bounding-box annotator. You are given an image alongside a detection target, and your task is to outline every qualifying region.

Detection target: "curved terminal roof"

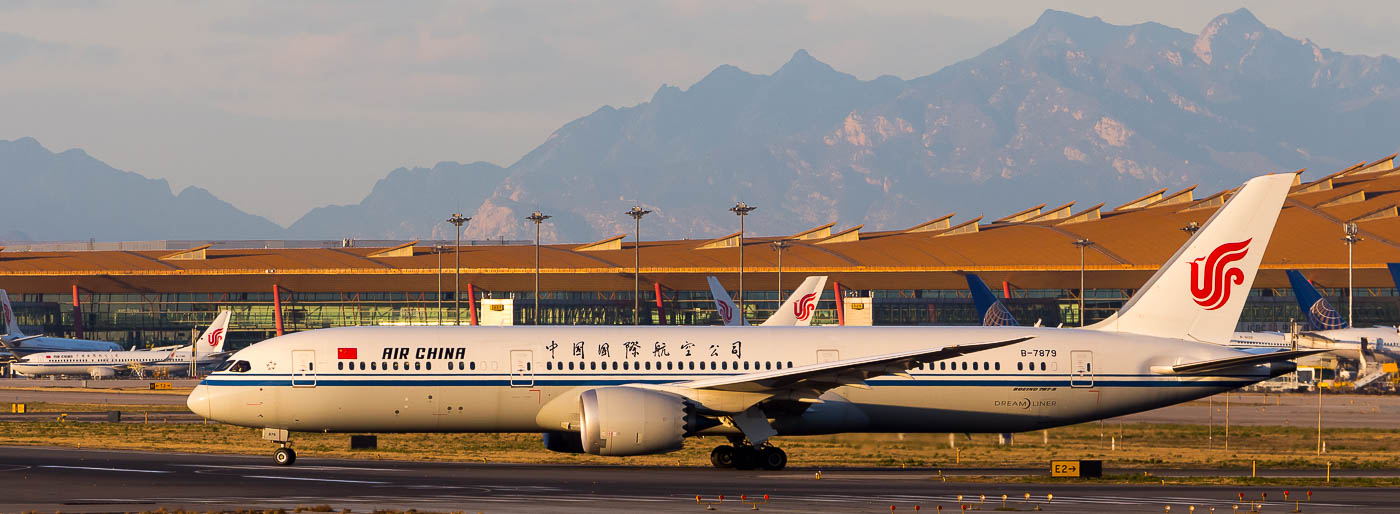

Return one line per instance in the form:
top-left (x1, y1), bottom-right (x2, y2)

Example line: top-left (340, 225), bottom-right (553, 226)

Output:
top-left (5, 162), bottom-right (1400, 294)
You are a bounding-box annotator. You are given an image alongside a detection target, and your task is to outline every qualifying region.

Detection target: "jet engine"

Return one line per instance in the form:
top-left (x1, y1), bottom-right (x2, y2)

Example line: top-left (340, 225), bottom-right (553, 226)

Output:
top-left (578, 387), bottom-right (700, 456)
top-left (88, 367), bottom-right (116, 379)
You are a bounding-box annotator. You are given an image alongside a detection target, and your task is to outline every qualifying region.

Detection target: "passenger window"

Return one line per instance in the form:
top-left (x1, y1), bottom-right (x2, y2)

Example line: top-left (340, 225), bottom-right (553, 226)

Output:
top-left (666, 362), bottom-right (673, 371)
top-left (1040, 362), bottom-right (1046, 371)
top-left (689, 362), bottom-right (695, 370)
top-left (309, 362), bottom-right (314, 371)
top-left (721, 362), bottom-right (727, 370)
top-left (359, 362), bottom-right (365, 371)
top-left (393, 362), bottom-right (400, 371)
top-left (645, 362), bottom-right (651, 370)
top-left (415, 362), bottom-right (421, 371)
top-left (1017, 362), bottom-right (1023, 371)
top-left (590, 362), bottom-right (596, 371)
top-left (983, 362), bottom-right (989, 371)
top-left (469, 361), bottom-right (476, 370)
top-left (623, 361), bottom-right (629, 370)
top-left (338, 362), bottom-right (344, 370)
top-left (450, 361), bottom-right (456, 370)
top-left (612, 362), bottom-right (618, 370)
top-left (568, 362), bottom-right (574, 370)
top-left (371, 362), bottom-right (377, 370)
top-left (425, 362), bottom-right (431, 371)
top-left (787, 361), bottom-right (793, 368)
top-left (995, 362), bottom-right (1000, 371)
top-left (961, 362), bottom-right (967, 371)
top-left (972, 362), bottom-right (978, 371)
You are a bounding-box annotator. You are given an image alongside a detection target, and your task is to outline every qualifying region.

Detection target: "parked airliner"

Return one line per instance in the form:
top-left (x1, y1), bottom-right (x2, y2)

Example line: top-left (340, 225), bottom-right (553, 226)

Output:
top-left (1226, 270), bottom-right (1399, 367)
top-left (190, 174), bottom-right (1318, 469)
top-left (708, 276), bottom-right (826, 326)
top-left (0, 290), bottom-right (121, 356)
top-left (14, 311), bottom-right (232, 378)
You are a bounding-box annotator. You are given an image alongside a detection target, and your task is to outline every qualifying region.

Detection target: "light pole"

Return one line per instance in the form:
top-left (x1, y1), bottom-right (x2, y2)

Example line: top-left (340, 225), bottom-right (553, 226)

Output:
top-left (527, 211), bottom-right (551, 325)
top-left (771, 240), bottom-right (791, 299)
top-left (446, 213), bottom-right (470, 325)
top-left (1073, 238), bottom-right (1094, 327)
top-left (730, 202), bottom-right (756, 318)
top-left (625, 206), bottom-right (652, 325)
top-left (1343, 222), bottom-right (1361, 328)
top-left (435, 245), bottom-right (444, 325)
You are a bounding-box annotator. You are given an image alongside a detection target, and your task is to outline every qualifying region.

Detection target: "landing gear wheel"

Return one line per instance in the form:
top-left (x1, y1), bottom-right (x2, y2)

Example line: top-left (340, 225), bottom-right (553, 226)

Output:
top-left (273, 447), bottom-right (296, 466)
top-left (710, 445), bottom-right (735, 468)
top-left (732, 445), bottom-right (760, 470)
top-left (759, 447), bottom-right (787, 471)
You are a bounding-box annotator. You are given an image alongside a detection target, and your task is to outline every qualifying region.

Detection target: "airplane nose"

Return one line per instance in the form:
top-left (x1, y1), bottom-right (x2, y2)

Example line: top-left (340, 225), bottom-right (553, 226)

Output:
top-left (187, 384), bottom-right (211, 418)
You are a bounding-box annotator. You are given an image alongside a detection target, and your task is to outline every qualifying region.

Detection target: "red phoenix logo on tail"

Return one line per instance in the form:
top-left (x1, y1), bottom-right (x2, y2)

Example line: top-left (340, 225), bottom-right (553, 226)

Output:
top-left (794, 293), bottom-right (818, 321)
top-left (717, 300), bottom-right (733, 323)
top-left (1189, 238), bottom-right (1252, 311)
top-left (206, 328), bottom-right (224, 348)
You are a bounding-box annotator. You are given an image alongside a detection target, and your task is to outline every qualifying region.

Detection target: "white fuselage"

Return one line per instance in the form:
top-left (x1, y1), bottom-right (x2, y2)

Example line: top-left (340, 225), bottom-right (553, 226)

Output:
top-left (2, 335), bottom-right (121, 357)
top-left (1229, 327), bottom-right (1400, 365)
top-left (189, 325), bottom-right (1290, 436)
top-left (13, 348), bottom-right (226, 377)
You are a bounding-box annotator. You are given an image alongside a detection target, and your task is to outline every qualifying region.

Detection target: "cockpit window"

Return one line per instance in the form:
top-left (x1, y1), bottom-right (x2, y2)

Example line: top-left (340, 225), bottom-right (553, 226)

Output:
top-left (228, 360), bottom-right (251, 373)
top-left (215, 360), bottom-right (236, 372)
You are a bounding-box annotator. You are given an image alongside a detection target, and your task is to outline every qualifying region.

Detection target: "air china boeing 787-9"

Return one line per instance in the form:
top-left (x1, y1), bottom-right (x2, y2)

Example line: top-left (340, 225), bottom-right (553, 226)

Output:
top-left (189, 173), bottom-right (1316, 469)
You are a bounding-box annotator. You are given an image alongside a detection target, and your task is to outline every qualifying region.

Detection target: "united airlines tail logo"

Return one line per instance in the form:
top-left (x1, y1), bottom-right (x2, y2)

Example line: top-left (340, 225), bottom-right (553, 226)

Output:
top-left (1189, 238), bottom-right (1252, 311)
top-left (794, 293), bottom-right (818, 321)
top-left (1308, 298), bottom-right (1346, 331)
top-left (207, 328), bottom-right (224, 348)
top-left (717, 300), bottom-right (733, 323)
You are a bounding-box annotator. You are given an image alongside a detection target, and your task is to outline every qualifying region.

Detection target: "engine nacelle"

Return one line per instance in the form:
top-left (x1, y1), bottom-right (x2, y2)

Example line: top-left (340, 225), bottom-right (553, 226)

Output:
top-left (88, 367), bottom-right (116, 379)
top-left (578, 387), bottom-right (695, 456)
top-left (541, 431), bottom-right (585, 453)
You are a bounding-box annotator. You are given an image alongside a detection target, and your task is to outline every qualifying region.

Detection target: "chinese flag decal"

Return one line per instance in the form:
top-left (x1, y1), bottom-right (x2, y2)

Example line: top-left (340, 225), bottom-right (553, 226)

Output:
top-left (337, 347), bottom-right (358, 359)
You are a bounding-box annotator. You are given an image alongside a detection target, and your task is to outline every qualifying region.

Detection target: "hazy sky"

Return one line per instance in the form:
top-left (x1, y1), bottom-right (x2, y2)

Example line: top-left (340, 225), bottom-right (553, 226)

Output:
top-left (2, 1), bottom-right (1397, 225)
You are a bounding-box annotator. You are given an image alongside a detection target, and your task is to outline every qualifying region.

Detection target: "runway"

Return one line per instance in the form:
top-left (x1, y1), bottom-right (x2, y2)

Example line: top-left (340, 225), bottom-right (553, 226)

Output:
top-left (3, 446), bottom-right (1397, 513)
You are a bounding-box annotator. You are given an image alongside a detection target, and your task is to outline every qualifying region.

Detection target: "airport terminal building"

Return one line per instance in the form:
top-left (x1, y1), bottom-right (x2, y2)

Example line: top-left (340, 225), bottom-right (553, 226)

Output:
top-left (4, 156), bottom-right (1400, 350)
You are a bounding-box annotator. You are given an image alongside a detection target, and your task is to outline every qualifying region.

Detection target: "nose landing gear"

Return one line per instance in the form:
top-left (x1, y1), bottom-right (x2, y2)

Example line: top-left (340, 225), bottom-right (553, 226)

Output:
top-left (264, 428), bottom-right (297, 466)
top-left (710, 444), bottom-right (786, 470)
top-left (273, 446), bottom-right (297, 466)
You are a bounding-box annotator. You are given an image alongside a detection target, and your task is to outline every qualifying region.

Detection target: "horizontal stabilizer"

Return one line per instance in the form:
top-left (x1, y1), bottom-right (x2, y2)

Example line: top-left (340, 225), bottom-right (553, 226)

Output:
top-left (1152, 349), bottom-right (1326, 375)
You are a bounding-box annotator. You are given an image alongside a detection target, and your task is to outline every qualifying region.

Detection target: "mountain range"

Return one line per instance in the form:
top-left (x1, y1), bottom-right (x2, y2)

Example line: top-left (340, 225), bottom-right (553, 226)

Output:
top-left (3, 8), bottom-right (1398, 242)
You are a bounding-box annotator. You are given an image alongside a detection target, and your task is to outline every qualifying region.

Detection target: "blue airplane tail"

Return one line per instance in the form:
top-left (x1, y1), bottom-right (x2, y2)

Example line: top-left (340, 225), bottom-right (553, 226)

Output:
top-left (1286, 269), bottom-right (1346, 330)
top-left (966, 274), bottom-right (1018, 327)
top-left (1388, 263), bottom-right (1400, 292)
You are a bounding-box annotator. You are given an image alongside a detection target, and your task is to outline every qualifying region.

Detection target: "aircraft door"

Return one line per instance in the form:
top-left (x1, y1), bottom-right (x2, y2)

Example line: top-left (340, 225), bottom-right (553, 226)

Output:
top-left (817, 349), bottom-right (839, 363)
top-left (292, 350), bottom-right (316, 387)
top-left (510, 350), bottom-right (533, 387)
top-left (1070, 350), bottom-right (1093, 388)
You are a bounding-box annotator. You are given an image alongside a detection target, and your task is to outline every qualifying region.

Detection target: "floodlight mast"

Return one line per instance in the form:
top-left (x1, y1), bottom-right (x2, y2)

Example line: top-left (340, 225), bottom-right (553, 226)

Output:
top-left (446, 213), bottom-right (470, 325)
top-left (527, 211), bottom-right (552, 325)
top-left (625, 206), bottom-right (652, 325)
top-left (729, 202), bottom-right (756, 320)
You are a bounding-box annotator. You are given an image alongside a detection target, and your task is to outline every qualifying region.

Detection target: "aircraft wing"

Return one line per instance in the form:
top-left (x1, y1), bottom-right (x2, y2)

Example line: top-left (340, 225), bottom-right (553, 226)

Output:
top-left (1152, 349), bottom-right (1327, 375)
top-left (1, 334), bottom-right (43, 346)
top-left (676, 336), bottom-right (1032, 394)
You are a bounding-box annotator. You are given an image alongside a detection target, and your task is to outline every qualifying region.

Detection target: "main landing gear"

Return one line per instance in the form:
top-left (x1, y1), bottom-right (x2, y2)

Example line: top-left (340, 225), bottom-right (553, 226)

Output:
top-left (710, 444), bottom-right (787, 471)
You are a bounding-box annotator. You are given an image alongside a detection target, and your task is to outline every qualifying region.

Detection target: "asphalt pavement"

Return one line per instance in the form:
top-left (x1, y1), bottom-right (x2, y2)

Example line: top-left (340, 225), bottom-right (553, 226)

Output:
top-left (2, 446), bottom-right (1395, 513)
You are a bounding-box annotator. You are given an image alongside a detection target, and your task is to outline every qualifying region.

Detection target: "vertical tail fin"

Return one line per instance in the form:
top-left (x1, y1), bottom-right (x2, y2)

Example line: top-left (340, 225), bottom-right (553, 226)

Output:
top-left (1286, 270), bottom-right (1345, 330)
top-left (1090, 173), bottom-right (1295, 343)
top-left (0, 289), bottom-right (24, 338)
top-left (760, 276), bottom-right (828, 326)
top-left (195, 311), bottom-right (232, 352)
top-left (966, 274), bottom-right (1019, 327)
top-left (706, 277), bottom-right (748, 326)
top-left (1387, 263), bottom-right (1400, 293)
